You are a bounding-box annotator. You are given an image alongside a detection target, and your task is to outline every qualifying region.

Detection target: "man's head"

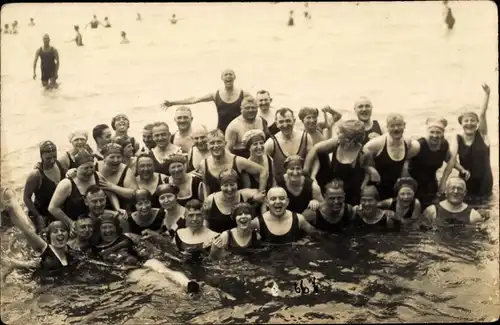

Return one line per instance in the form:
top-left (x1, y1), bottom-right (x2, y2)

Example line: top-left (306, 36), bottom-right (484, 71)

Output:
top-left (43, 34), bottom-right (50, 46)
top-left (240, 96), bottom-right (259, 122)
top-left (74, 215), bottom-right (95, 241)
top-left (142, 123), bottom-right (156, 149)
top-left (266, 187), bottom-right (289, 217)
top-left (445, 177), bottom-right (467, 205)
top-left (206, 129), bottom-right (226, 158)
top-left (174, 106), bottom-right (193, 132)
top-left (354, 97), bottom-right (373, 122)
top-left (191, 124), bottom-right (208, 151)
top-left (275, 108), bottom-right (295, 136)
top-left (220, 69), bottom-right (236, 88)
top-left (298, 107), bottom-right (319, 131)
top-left (84, 185), bottom-right (107, 216)
top-left (92, 124), bottom-right (113, 148)
top-left (256, 90), bottom-right (272, 111)
top-left (152, 121), bottom-right (171, 149)
top-left (386, 113), bottom-right (405, 140)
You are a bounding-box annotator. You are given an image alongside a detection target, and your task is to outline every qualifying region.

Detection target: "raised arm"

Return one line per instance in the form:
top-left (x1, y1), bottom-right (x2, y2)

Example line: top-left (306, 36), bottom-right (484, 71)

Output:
top-left (162, 93), bottom-right (215, 109)
top-left (439, 136), bottom-right (459, 193)
top-left (236, 157), bottom-right (268, 193)
top-left (48, 179), bottom-right (74, 227)
top-left (478, 83), bottom-right (490, 138)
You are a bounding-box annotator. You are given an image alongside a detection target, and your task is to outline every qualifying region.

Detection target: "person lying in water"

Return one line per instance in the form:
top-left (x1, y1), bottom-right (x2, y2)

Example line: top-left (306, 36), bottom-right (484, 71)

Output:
top-left (210, 202), bottom-right (261, 259)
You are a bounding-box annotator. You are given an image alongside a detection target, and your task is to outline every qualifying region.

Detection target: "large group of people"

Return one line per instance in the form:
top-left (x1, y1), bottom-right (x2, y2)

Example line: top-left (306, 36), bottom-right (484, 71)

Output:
top-left (0, 65), bottom-right (493, 291)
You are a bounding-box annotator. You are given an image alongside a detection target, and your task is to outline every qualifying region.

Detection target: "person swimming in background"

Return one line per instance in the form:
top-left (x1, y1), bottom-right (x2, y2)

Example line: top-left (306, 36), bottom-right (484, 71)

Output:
top-left (443, 1), bottom-right (455, 30)
top-left (3, 24), bottom-right (10, 34)
top-left (66, 25), bottom-right (83, 46)
top-left (136, 13), bottom-right (142, 21)
top-left (86, 14), bottom-right (102, 29)
top-left (29, 18), bottom-right (35, 26)
top-left (288, 10), bottom-right (294, 26)
top-left (104, 17), bottom-right (112, 28)
top-left (11, 20), bottom-right (19, 34)
top-left (304, 3), bottom-right (311, 20)
top-left (170, 14), bottom-right (178, 25)
top-left (121, 31), bottom-right (130, 44)
top-left (33, 34), bottom-right (60, 89)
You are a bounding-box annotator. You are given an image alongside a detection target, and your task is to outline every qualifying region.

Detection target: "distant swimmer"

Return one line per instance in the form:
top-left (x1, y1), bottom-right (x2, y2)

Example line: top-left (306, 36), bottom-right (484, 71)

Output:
top-left (29, 18), bottom-right (35, 26)
top-left (120, 31), bottom-right (129, 44)
top-left (104, 17), bottom-right (112, 28)
top-left (3, 24), bottom-right (10, 34)
top-left (443, 1), bottom-right (455, 30)
top-left (66, 25), bottom-right (83, 46)
top-left (288, 10), bottom-right (294, 26)
top-left (304, 3), bottom-right (311, 20)
top-left (86, 14), bottom-right (103, 29)
top-left (12, 20), bottom-right (18, 34)
top-left (136, 13), bottom-right (142, 21)
top-left (33, 34), bottom-right (60, 89)
top-left (162, 69), bottom-right (253, 134)
top-left (170, 14), bottom-right (183, 25)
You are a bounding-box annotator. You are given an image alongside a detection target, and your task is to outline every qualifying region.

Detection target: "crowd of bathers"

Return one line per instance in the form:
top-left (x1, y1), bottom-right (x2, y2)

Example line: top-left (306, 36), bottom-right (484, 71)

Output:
top-left (0, 67), bottom-right (494, 284)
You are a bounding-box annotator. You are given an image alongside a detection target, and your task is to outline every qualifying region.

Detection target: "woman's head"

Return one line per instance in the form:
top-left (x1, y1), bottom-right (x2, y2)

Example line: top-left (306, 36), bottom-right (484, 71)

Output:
top-left (426, 117), bottom-right (447, 145)
top-left (219, 169), bottom-right (239, 196)
top-left (102, 143), bottom-right (123, 170)
top-left (359, 185), bottom-right (379, 212)
top-left (298, 107), bottom-right (319, 131)
top-left (337, 120), bottom-right (365, 146)
top-left (231, 202), bottom-right (253, 230)
top-left (166, 154), bottom-right (187, 178)
top-left (68, 131), bottom-right (88, 150)
top-left (113, 136), bottom-right (134, 158)
top-left (99, 214), bottom-right (121, 242)
top-left (184, 199), bottom-right (205, 230)
top-left (134, 189), bottom-right (153, 217)
top-left (136, 154), bottom-right (155, 179)
top-left (39, 140), bottom-right (58, 167)
top-left (284, 155), bottom-right (304, 180)
top-left (74, 150), bottom-right (95, 180)
top-left (157, 183), bottom-right (180, 209)
top-left (458, 107), bottom-right (480, 135)
top-left (111, 114), bottom-right (130, 133)
top-left (243, 129), bottom-right (266, 157)
top-left (394, 177), bottom-right (418, 205)
top-left (46, 221), bottom-right (69, 248)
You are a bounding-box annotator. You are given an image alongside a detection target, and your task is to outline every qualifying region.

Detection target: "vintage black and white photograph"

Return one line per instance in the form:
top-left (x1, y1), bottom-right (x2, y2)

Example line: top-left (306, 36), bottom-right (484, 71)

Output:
top-left (1, 1), bottom-right (498, 324)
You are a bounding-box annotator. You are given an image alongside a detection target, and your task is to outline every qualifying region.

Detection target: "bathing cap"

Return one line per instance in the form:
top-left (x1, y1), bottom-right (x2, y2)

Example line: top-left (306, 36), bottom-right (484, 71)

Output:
top-left (69, 131), bottom-right (88, 143)
top-left (338, 120), bottom-right (365, 144)
top-left (113, 136), bottom-right (132, 148)
top-left (360, 185), bottom-right (379, 200)
top-left (457, 107), bottom-right (479, 125)
top-left (102, 143), bottom-right (123, 157)
top-left (426, 117), bottom-right (448, 131)
top-left (219, 169), bottom-right (239, 185)
top-left (156, 183), bottom-right (180, 197)
top-left (165, 153), bottom-right (187, 170)
top-left (39, 140), bottom-right (57, 154)
top-left (134, 189), bottom-right (152, 204)
top-left (74, 149), bottom-right (95, 167)
top-left (283, 155), bottom-right (304, 170)
top-left (393, 177), bottom-right (418, 194)
top-left (243, 129), bottom-right (266, 149)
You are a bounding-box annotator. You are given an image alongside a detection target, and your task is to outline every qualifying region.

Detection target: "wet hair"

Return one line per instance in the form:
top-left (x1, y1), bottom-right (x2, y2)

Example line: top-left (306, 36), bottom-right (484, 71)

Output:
top-left (156, 183), bottom-right (180, 197)
top-left (206, 129), bottom-right (225, 140)
top-left (134, 189), bottom-right (153, 204)
top-left (218, 168), bottom-right (239, 185)
top-left (231, 202), bottom-right (252, 220)
top-left (324, 179), bottom-right (345, 193)
top-left (46, 221), bottom-right (69, 244)
top-left (136, 153), bottom-right (154, 167)
top-left (243, 129), bottom-right (266, 150)
top-left (283, 155), bottom-right (304, 170)
top-left (143, 123), bottom-right (154, 131)
top-left (74, 149), bottom-right (95, 167)
top-left (101, 143), bottom-right (123, 156)
top-left (256, 89), bottom-right (270, 96)
top-left (338, 120), bottom-right (365, 144)
top-left (457, 109), bottom-right (480, 125)
top-left (298, 107), bottom-right (319, 121)
top-left (386, 113), bottom-right (405, 125)
top-left (85, 184), bottom-right (104, 198)
top-left (394, 177), bottom-right (418, 194)
top-left (275, 107), bottom-right (294, 119)
top-left (111, 114), bottom-right (129, 131)
top-left (152, 121), bottom-right (170, 133)
top-left (241, 96), bottom-right (257, 108)
top-left (185, 199), bottom-right (204, 212)
top-left (92, 124), bottom-right (110, 143)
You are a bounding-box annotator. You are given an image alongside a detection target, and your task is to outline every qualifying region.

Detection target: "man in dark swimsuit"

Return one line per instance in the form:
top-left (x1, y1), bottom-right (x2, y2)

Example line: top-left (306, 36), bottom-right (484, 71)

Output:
top-left (161, 69), bottom-right (253, 134)
top-left (353, 97), bottom-right (384, 145)
top-left (33, 34), bottom-right (59, 89)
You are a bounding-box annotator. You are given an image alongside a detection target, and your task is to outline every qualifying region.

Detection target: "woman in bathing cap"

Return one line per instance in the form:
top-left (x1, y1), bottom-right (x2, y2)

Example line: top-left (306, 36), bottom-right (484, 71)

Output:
top-left (210, 202), bottom-right (261, 259)
top-left (378, 177), bottom-right (421, 226)
top-left (447, 83), bottom-right (493, 201)
top-left (351, 186), bottom-right (400, 233)
top-left (125, 189), bottom-right (166, 235)
top-left (59, 131), bottom-right (92, 171)
top-left (408, 117), bottom-right (455, 209)
top-left (156, 183), bottom-right (187, 238)
top-left (135, 154), bottom-right (168, 209)
top-left (166, 153), bottom-right (205, 207)
top-left (304, 120), bottom-right (369, 206)
top-left (243, 129), bottom-right (275, 192)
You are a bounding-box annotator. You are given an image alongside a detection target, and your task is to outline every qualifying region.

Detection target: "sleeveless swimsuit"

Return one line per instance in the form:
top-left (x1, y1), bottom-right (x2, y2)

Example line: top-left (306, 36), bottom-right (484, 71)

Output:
top-left (248, 155), bottom-right (275, 192)
top-left (351, 211), bottom-right (401, 233)
top-left (388, 199), bottom-right (416, 220)
top-left (373, 138), bottom-right (408, 200)
top-left (206, 194), bottom-right (243, 233)
top-left (148, 150), bottom-right (170, 176)
top-left (32, 161), bottom-right (65, 223)
top-left (63, 173), bottom-right (100, 221)
top-left (457, 131), bottom-right (493, 198)
top-left (409, 138), bottom-right (449, 208)
top-left (226, 229), bottom-right (260, 253)
top-left (176, 175), bottom-right (203, 207)
top-left (270, 131), bottom-right (308, 177)
top-left (258, 212), bottom-right (302, 244)
top-left (39, 46), bottom-right (57, 82)
top-left (362, 120), bottom-right (382, 145)
top-left (127, 209), bottom-right (166, 235)
top-left (435, 203), bottom-right (472, 225)
top-left (67, 152), bottom-right (78, 170)
top-left (330, 144), bottom-right (365, 206)
top-left (314, 204), bottom-right (352, 233)
top-left (163, 214), bottom-right (187, 238)
top-left (141, 174), bottom-right (167, 209)
top-left (204, 156), bottom-right (243, 193)
top-left (215, 90), bottom-right (244, 134)
top-left (95, 164), bottom-right (130, 211)
top-left (276, 176), bottom-right (314, 214)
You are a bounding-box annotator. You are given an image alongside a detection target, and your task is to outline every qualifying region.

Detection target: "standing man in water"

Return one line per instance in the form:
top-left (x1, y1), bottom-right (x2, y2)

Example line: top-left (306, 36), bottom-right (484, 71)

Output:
top-left (66, 25), bottom-right (83, 46)
top-left (33, 34), bottom-right (59, 89)
top-left (354, 97), bottom-right (384, 145)
top-left (443, 0), bottom-right (455, 30)
top-left (86, 14), bottom-right (103, 29)
top-left (162, 69), bottom-right (253, 134)
top-left (29, 18), bottom-right (35, 26)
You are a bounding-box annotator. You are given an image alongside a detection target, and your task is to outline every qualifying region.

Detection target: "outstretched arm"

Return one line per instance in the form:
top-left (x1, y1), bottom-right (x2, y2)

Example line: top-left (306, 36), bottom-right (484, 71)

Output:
top-left (162, 93), bottom-right (215, 109)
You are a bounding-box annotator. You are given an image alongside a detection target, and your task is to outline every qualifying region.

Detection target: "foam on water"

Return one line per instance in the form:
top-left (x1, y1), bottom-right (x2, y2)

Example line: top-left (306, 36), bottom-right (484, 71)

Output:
top-left (1, 2), bottom-right (498, 324)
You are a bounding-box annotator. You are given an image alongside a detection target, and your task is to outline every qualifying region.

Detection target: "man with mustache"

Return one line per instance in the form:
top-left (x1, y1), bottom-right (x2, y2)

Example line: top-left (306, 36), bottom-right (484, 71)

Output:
top-left (138, 124), bottom-right (156, 154)
top-left (354, 97), bottom-right (385, 145)
top-left (162, 69), bottom-right (253, 134)
top-left (83, 185), bottom-right (129, 233)
top-left (225, 96), bottom-right (270, 158)
top-left (264, 108), bottom-right (314, 178)
top-left (170, 106), bottom-right (195, 153)
top-left (250, 187), bottom-right (321, 244)
top-left (362, 114), bottom-right (420, 200)
top-left (422, 177), bottom-right (482, 227)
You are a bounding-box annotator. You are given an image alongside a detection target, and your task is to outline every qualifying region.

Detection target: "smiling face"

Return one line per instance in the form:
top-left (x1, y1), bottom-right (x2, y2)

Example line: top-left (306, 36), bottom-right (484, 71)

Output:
top-left (137, 157), bottom-right (154, 179)
top-left (71, 137), bottom-right (87, 151)
top-left (220, 180), bottom-right (238, 198)
top-left (158, 192), bottom-right (177, 210)
top-left (207, 135), bottom-right (226, 158)
top-left (152, 125), bottom-right (170, 149)
top-left (142, 129), bottom-right (155, 149)
top-left (427, 126), bottom-right (444, 146)
top-left (185, 208), bottom-right (204, 231)
top-left (85, 190), bottom-right (107, 216)
top-left (460, 115), bottom-right (479, 135)
top-left (249, 138), bottom-right (265, 157)
top-left (75, 218), bottom-right (94, 241)
top-left (354, 99), bottom-right (373, 122)
top-left (241, 101), bottom-right (258, 121)
top-left (445, 179), bottom-right (466, 205)
top-left (104, 152), bottom-right (123, 171)
top-left (359, 196), bottom-right (377, 213)
top-left (135, 198), bottom-right (152, 217)
top-left (175, 109), bottom-right (193, 132)
top-left (387, 117), bottom-right (405, 140)
top-left (49, 224), bottom-right (69, 248)
top-left (324, 188), bottom-right (345, 211)
top-left (221, 69), bottom-right (236, 87)
top-left (235, 212), bottom-right (252, 230)
top-left (168, 162), bottom-right (185, 179)
top-left (276, 111), bottom-right (295, 136)
top-left (192, 129), bottom-right (208, 151)
top-left (266, 188), bottom-right (289, 217)
top-left (256, 92), bottom-right (272, 110)
top-left (100, 222), bottom-right (118, 243)
top-left (76, 162), bottom-right (95, 180)
top-left (397, 187), bottom-right (415, 206)
top-left (285, 165), bottom-right (303, 182)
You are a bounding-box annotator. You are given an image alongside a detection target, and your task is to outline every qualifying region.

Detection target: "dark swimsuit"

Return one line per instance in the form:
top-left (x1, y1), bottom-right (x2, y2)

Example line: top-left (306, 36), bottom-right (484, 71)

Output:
top-left (204, 156), bottom-right (243, 193)
top-left (373, 139), bottom-right (408, 200)
top-left (258, 212), bottom-right (302, 244)
top-left (276, 176), bottom-right (314, 214)
top-left (32, 161), bottom-right (65, 223)
top-left (389, 199), bottom-right (416, 220)
top-left (206, 194), bottom-right (243, 233)
top-left (163, 214), bottom-right (187, 238)
top-left (176, 176), bottom-right (203, 207)
top-left (95, 164), bottom-right (130, 211)
top-left (314, 204), bottom-right (352, 233)
top-left (148, 150), bottom-right (170, 176)
top-left (270, 131), bottom-right (308, 177)
top-left (215, 90), bottom-right (244, 134)
top-left (39, 46), bottom-right (57, 82)
top-left (351, 210), bottom-right (401, 233)
top-left (226, 229), bottom-right (260, 253)
top-left (362, 120), bottom-right (382, 145)
top-left (435, 203), bottom-right (472, 225)
top-left (330, 145), bottom-right (365, 206)
top-left (145, 174), bottom-right (167, 209)
top-left (457, 131), bottom-right (493, 198)
top-left (63, 173), bottom-right (100, 221)
top-left (127, 209), bottom-right (166, 235)
top-left (67, 152), bottom-right (78, 170)
top-left (409, 138), bottom-right (449, 208)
